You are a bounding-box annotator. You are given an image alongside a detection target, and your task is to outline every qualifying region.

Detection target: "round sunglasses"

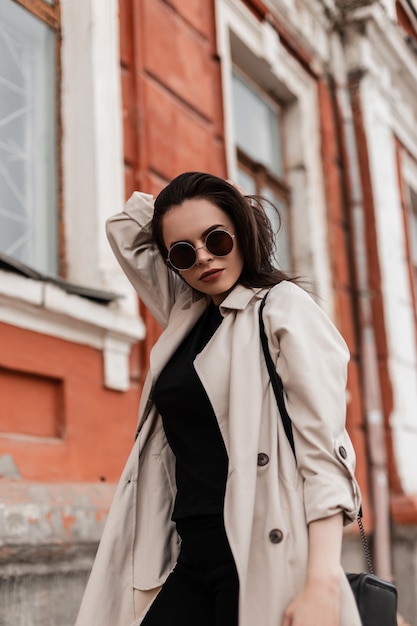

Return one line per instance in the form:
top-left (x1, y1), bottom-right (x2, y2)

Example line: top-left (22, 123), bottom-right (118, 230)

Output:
top-left (167, 229), bottom-right (235, 271)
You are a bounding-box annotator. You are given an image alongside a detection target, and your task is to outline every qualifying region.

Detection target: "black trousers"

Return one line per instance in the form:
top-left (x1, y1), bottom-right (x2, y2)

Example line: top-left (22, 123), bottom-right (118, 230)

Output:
top-left (141, 515), bottom-right (239, 626)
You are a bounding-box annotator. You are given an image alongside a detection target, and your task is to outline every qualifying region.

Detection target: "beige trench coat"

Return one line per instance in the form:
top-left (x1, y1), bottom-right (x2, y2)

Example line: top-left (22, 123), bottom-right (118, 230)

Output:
top-left (75, 192), bottom-right (362, 626)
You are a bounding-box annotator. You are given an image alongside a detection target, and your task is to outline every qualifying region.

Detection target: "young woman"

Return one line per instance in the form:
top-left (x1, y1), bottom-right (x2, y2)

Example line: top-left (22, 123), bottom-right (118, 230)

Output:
top-left (75, 172), bottom-right (361, 626)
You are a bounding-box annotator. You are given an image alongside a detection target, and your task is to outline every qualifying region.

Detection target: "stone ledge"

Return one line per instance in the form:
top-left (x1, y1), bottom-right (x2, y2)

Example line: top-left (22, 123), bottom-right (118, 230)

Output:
top-left (0, 566), bottom-right (90, 626)
top-left (0, 543), bottom-right (98, 570)
top-left (0, 480), bottom-right (115, 562)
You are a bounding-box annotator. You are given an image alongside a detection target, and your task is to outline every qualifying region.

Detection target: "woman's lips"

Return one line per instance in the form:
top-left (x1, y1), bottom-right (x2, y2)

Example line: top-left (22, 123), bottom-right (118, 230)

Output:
top-left (199, 269), bottom-right (224, 282)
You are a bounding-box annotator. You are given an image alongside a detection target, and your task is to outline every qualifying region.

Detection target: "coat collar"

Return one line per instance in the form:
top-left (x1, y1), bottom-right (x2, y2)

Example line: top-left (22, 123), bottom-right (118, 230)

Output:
top-left (138, 284), bottom-right (266, 435)
top-left (219, 284), bottom-right (264, 313)
top-left (149, 284), bottom-right (264, 381)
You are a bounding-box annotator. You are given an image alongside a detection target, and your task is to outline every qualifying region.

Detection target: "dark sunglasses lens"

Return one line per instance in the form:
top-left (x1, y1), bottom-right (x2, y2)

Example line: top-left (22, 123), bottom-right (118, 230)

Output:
top-left (169, 243), bottom-right (196, 270)
top-left (206, 230), bottom-right (234, 256)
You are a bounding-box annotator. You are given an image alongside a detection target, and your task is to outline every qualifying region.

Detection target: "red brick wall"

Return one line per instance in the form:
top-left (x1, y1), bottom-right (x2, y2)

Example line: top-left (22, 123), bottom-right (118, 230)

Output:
top-left (317, 76), bottom-right (372, 525)
top-left (119, 0), bottom-right (226, 366)
top-left (120, 0), bottom-right (225, 196)
top-left (0, 323), bottom-right (139, 482)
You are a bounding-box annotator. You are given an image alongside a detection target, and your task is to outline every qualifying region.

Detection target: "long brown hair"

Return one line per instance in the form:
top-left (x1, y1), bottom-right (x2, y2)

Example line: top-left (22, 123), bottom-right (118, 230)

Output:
top-left (152, 171), bottom-right (295, 288)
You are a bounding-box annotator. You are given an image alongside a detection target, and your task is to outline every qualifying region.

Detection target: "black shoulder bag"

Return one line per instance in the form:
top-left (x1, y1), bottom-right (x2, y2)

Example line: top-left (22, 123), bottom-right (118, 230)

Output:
top-left (259, 292), bottom-right (398, 626)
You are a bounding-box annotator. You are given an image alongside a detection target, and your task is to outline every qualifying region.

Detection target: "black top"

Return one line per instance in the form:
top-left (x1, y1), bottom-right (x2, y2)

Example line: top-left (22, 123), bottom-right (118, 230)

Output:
top-left (153, 302), bottom-right (228, 520)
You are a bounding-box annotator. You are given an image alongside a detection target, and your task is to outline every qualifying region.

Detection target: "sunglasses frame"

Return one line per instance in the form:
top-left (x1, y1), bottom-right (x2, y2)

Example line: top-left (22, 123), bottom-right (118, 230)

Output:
top-left (167, 229), bottom-right (236, 271)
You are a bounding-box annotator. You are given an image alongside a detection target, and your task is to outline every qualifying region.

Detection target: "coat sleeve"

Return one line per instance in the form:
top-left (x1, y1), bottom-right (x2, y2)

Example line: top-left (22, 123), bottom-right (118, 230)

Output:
top-left (263, 282), bottom-right (361, 525)
top-left (106, 191), bottom-right (190, 329)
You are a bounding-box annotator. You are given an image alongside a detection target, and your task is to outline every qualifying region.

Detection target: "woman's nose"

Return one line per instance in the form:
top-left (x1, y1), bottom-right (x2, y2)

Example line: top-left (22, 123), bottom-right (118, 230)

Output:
top-left (195, 243), bottom-right (212, 265)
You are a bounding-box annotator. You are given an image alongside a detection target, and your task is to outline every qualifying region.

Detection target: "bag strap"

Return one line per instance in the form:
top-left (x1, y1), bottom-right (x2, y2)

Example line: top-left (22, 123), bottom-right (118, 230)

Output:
top-left (259, 292), bottom-right (295, 459)
top-left (259, 290), bottom-right (374, 574)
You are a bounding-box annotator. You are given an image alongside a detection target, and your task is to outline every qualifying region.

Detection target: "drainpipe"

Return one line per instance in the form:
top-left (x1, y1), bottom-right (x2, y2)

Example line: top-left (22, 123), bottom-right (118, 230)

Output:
top-left (330, 30), bottom-right (393, 581)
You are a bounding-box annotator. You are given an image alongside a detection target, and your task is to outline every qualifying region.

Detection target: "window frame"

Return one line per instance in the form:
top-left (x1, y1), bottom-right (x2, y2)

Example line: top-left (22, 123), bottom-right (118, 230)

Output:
top-left (216, 0), bottom-right (336, 312)
top-left (0, 0), bottom-right (137, 392)
top-left (407, 187), bottom-right (417, 291)
top-left (397, 142), bottom-right (417, 320)
top-left (231, 65), bottom-right (293, 270)
top-left (14, 0), bottom-right (60, 28)
top-left (236, 150), bottom-right (290, 205)
top-left (403, 181), bottom-right (417, 311)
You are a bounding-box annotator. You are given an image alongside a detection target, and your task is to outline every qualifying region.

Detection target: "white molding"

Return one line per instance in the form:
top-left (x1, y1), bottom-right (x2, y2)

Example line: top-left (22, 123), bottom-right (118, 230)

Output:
top-left (60, 0), bottom-right (138, 318)
top-left (343, 4), bottom-right (417, 106)
top-left (0, 271), bottom-right (145, 391)
top-left (339, 2), bottom-right (417, 492)
top-left (377, 0), bottom-right (397, 21)
top-left (358, 81), bottom-right (417, 493)
top-left (256, 0), bottom-right (333, 62)
top-left (215, 0), bottom-right (335, 315)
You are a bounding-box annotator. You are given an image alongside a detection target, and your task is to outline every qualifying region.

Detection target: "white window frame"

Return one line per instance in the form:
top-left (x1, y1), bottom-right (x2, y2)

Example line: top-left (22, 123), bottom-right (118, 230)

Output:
top-left (231, 67), bottom-right (291, 270)
top-left (402, 150), bottom-right (417, 297)
top-left (352, 7), bottom-right (417, 491)
top-left (215, 0), bottom-right (334, 313)
top-left (0, 0), bottom-right (145, 391)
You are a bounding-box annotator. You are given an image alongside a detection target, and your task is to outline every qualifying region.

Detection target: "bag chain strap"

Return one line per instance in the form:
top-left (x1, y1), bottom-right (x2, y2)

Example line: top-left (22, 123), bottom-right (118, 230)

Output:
top-left (357, 512), bottom-right (374, 574)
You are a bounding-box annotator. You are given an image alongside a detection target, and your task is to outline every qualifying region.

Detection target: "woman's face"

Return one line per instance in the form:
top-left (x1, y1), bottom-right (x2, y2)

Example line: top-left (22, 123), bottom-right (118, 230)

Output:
top-left (162, 198), bottom-right (244, 305)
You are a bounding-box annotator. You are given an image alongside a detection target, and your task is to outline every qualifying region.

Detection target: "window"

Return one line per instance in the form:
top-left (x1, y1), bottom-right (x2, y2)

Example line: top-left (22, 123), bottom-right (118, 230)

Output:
top-left (398, 142), bottom-right (417, 313)
top-left (231, 69), bottom-right (291, 271)
top-left (0, 0), bottom-right (60, 275)
top-left (406, 185), bottom-right (417, 295)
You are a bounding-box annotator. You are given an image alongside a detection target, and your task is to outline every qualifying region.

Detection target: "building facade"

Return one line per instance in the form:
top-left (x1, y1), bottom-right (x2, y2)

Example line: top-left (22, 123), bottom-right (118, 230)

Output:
top-left (1, 0), bottom-right (417, 624)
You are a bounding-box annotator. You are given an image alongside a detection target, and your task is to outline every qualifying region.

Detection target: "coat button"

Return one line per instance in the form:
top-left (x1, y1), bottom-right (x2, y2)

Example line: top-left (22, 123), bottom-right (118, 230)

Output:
top-left (257, 453), bottom-right (269, 466)
top-left (339, 446), bottom-right (347, 459)
top-left (269, 529), bottom-right (284, 544)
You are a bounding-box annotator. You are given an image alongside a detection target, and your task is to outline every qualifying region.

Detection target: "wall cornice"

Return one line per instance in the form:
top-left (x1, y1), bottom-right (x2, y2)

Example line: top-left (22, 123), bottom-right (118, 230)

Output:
top-left (338, 2), bottom-right (417, 93)
top-left (0, 270), bottom-right (145, 391)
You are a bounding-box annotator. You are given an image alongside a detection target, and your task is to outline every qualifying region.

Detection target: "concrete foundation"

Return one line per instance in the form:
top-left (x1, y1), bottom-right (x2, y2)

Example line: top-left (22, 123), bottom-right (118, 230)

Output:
top-left (0, 556), bottom-right (93, 626)
top-left (0, 480), bottom-right (113, 626)
top-left (392, 525), bottom-right (417, 625)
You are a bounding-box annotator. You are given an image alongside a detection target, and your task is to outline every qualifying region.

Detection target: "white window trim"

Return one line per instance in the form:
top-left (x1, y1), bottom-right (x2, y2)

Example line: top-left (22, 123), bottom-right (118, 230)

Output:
top-left (261, 0), bottom-right (335, 60)
top-left (61, 0), bottom-right (135, 310)
top-left (348, 8), bottom-right (417, 492)
top-left (215, 0), bottom-right (334, 314)
top-left (1, 0), bottom-right (145, 391)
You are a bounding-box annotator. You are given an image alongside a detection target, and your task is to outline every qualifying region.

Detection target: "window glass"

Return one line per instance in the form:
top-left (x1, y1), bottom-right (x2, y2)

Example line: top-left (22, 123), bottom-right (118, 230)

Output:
top-left (408, 187), bottom-right (417, 265)
top-left (231, 67), bottom-right (291, 271)
top-left (236, 168), bottom-right (290, 270)
top-left (0, 0), bottom-right (57, 274)
top-left (261, 186), bottom-right (291, 271)
top-left (232, 71), bottom-right (283, 177)
top-left (236, 168), bottom-right (256, 194)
